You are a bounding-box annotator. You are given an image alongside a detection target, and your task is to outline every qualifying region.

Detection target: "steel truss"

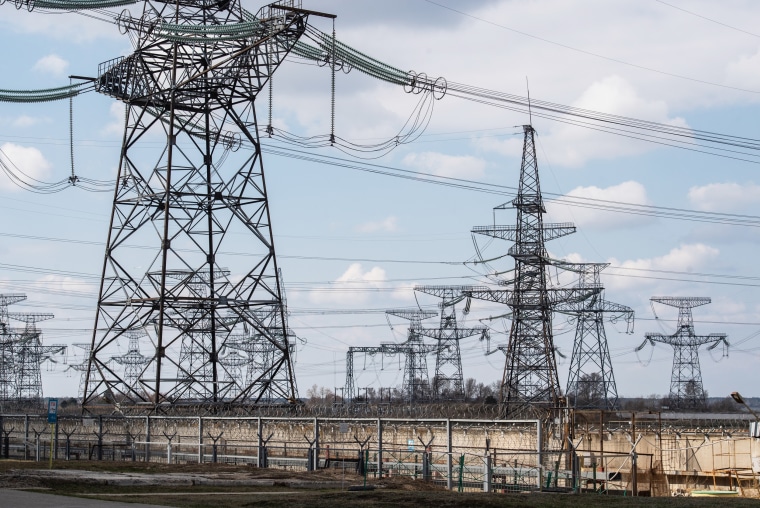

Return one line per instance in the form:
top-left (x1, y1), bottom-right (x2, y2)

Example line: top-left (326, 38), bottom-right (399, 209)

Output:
top-left (642, 297), bottom-right (728, 410)
top-left (553, 262), bottom-right (633, 410)
top-left (414, 286), bottom-right (487, 400)
top-left (466, 125), bottom-right (598, 417)
top-left (84, 0), bottom-right (319, 412)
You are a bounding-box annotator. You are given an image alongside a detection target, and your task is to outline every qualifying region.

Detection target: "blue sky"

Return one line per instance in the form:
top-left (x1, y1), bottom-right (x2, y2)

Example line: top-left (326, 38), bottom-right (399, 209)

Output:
top-left (1, 0), bottom-right (760, 401)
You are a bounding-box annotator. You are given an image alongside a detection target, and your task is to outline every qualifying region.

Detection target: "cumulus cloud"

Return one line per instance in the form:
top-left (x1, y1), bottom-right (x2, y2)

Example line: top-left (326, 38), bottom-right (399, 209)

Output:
top-left (725, 48), bottom-right (760, 92)
top-left (402, 151), bottom-right (488, 179)
top-left (477, 76), bottom-right (689, 167)
top-left (309, 263), bottom-right (388, 305)
top-left (32, 54), bottom-right (69, 77)
top-left (0, 143), bottom-right (52, 191)
top-left (607, 243), bottom-right (720, 291)
top-left (688, 182), bottom-right (760, 212)
top-left (355, 216), bottom-right (399, 233)
top-left (546, 180), bottom-right (654, 230)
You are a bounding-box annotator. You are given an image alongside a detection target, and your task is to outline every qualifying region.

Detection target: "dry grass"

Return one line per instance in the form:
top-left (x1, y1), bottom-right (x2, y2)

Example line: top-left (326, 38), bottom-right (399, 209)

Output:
top-left (1, 460), bottom-right (758, 507)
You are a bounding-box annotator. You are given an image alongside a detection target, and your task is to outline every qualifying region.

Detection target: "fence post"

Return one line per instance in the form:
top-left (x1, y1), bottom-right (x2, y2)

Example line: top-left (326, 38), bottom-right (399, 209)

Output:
top-left (313, 417), bottom-right (319, 471)
top-left (198, 417), bottom-right (203, 464)
top-left (54, 420), bottom-right (59, 460)
top-left (446, 419), bottom-right (452, 490)
top-left (483, 453), bottom-right (492, 493)
top-left (24, 415), bottom-right (29, 460)
top-left (257, 417), bottom-right (263, 468)
top-left (145, 416), bottom-right (151, 463)
top-left (536, 420), bottom-right (543, 490)
top-left (97, 416), bottom-right (104, 460)
top-left (457, 454), bottom-right (465, 492)
top-left (377, 417), bottom-right (383, 479)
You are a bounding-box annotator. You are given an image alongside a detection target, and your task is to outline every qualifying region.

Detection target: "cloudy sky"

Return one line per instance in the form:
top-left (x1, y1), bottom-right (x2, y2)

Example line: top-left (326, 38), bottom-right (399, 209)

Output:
top-left (1, 0), bottom-right (760, 402)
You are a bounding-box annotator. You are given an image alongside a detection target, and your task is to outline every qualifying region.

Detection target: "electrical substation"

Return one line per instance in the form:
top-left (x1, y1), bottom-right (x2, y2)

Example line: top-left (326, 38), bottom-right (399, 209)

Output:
top-left (0, 0), bottom-right (756, 498)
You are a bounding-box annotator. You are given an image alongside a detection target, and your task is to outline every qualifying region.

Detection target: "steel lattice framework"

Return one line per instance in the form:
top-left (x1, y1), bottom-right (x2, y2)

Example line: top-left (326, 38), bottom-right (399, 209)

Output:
top-left (414, 286), bottom-right (487, 400)
top-left (553, 262), bottom-right (633, 410)
top-left (109, 329), bottom-right (150, 393)
top-left (643, 297), bottom-right (728, 410)
top-left (83, 0), bottom-right (324, 411)
top-left (0, 295), bottom-right (27, 402)
top-left (7, 313), bottom-right (65, 402)
top-left (386, 309), bottom-right (438, 402)
top-left (466, 125), bottom-right (597, 417)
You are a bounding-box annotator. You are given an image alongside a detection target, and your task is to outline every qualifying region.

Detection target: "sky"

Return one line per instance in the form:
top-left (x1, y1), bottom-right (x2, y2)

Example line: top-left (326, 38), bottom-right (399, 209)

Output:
top-left (1, 0), bottom-right (760, 402)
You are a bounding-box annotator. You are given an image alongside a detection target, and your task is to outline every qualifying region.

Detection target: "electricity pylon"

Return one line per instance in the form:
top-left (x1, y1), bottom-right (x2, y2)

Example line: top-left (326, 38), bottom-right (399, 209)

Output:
top-left (553, 262), bottom-right (633, 409)
top-left (386, 309), bottom-right (438, 402)
top-left (83, 1), bottom-right (332, 411)
top-left (465, 125), bottom-right (597, 417)
top-left (0, 295), bottom-right (27, 402)
top-left (109, 328), bottom-right (150, 394)
top-left (414, 286), bottom-right (488, 400)
top-left (8, 313), bottom-right (65, 402)
top-left (641, 297), bottom-right (727, 411)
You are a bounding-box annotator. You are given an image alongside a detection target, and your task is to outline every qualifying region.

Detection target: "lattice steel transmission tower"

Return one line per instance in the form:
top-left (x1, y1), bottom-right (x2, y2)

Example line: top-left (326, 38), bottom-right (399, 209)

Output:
top-left (642, 297), bottom-right (728, 411)
top-left (68, 343), bottom-right (92, 400)
top-left (8, 312), bottom-right (65, 402)
top-left (0, 295), bottom-right (27, 402)
top-left (554, 263), bottom-right (633, 409)
top-left (386, 309), bottom-right (437, 402)
top-left (109, 329), bottom-right (150, 393)
top-left (465, 125), bottom-right (597, 417)
top-left (414, 286), bottom-right (487, 400)
top-left (83, 1), bottom-right (330, 411)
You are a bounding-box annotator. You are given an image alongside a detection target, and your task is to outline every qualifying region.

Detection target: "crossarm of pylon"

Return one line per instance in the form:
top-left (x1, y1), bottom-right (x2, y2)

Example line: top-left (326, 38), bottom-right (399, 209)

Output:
top-left (414, 285), bottom-right (485, 299)
top-left (650, 296), bottom-right (711, 308)
top-left (417, 326), bottom-right (488, 341)
top-left (463, 286), bottom-right (598, 306)
top-left (646, 331), bottom-right (727, 347)
top-left (554, 298), bottom-right (633, 319)
top-left (471, 223), bottom-right (576, 243)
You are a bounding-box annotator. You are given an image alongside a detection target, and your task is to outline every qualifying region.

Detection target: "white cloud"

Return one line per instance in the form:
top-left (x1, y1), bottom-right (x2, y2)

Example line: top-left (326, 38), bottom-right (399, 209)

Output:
top-left (402, 151), bottom-right (487, 179)
top-left (478, 76), bottom-right (689, 167)
top-left (104, 102), bottom-right (126, 136)
top-left (607, 243), bottom-right (720, 291)
top-left (356, 216), bottom-right (399, 233)
top-left (725, 48), bottom-right (760, 92)
top-left (32, 54), bottom-right (69, 77)
top-left (0, 143), bottom-right (52, 191)
top-left (546, 180), bottom-right (653, 230)
top-left (13, 115), bottom-right (49, 128)
top-left (309, 263), bottom-right (388, 305)
top-left (688, 182), bottom-right (760, 213)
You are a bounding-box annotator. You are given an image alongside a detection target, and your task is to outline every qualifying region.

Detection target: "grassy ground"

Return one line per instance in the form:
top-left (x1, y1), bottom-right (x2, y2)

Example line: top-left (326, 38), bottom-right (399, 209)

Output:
top-left (1, 460), bottom-right (758, 507)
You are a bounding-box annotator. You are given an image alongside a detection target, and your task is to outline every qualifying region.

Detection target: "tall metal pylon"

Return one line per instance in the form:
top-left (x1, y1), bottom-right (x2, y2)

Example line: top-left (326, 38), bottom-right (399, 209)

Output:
top-left (386, 309), bottom-right (438, 403)
top-left (109, 329), bottom-right (150, 393)
top-left (553, 262), bottom-right (633, 409)
top-left (0, 295), bottom-right (27, 402)
top-left (8, 312), bottom-right (65, 402)
top-left (83, 1), bottom-right (331, 411)
top-left (465, 125), bottom-right (597, 417)
top-left (414, 286), bottom-right (487, 400)
top-left (642, 297), bottom-right (728, 410)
